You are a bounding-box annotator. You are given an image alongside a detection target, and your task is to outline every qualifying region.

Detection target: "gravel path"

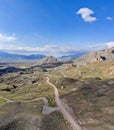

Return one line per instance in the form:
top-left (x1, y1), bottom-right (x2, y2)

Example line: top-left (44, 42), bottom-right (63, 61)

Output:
top-left (46, 77), bottom-right (83, 130)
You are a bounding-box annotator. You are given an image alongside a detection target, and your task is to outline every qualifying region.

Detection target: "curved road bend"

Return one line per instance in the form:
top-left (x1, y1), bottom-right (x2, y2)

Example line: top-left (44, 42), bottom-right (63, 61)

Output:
top-left (0, 96), bottom-right (14, 103)
top-left (46, 77), bottom-right (83, 130)
top-left (0, 97), bottom-right (48, 106)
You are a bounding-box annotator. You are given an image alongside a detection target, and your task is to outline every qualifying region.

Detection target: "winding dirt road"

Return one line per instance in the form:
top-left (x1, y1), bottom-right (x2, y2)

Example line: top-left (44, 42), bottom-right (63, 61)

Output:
top-left (0, 96), bottom-right (48, 106)
top-left (46, 77), bottom-right (83, 130)
top-left (0, 96), bottom-right (14, 103)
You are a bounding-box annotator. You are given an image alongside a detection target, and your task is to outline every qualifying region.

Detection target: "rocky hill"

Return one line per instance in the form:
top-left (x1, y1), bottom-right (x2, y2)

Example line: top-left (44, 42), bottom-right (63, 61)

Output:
top-left (37, 56), bottom-right (58, 65)
top-left (73, 47), bottom-right (114, 66)
top-left (33, 56), bottom-right (63, 68)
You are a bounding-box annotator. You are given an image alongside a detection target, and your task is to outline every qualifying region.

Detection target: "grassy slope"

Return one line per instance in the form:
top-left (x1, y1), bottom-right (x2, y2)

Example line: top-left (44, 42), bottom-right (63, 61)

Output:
top-left (0, 60), bottom-right (114, 130)
top-left (40, 112), bottom-right (72, 130)
top-left (48, 60), bottom-right (114, 130)
top-left (0, 71), bottom-right (55, 106)
top-left (67, 60), bottom-right (114, 79)
top-left (0, 70), bottom-right (70, 130)
top-left (0, 98), bottom-right (6, 104)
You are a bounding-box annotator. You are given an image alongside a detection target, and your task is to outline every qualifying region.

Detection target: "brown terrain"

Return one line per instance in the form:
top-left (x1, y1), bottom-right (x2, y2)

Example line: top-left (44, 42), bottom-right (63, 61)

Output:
top-left (0, 47), bottom-right (114, 130)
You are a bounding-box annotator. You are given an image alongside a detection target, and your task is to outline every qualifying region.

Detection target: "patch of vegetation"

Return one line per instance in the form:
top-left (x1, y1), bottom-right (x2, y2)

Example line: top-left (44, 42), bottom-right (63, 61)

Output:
top-left (40, 112), bottom-right (71, 130)
top-left (0, 98), bottom-right (6, 104)
top-left (59, 61), bottom-right (114, 80)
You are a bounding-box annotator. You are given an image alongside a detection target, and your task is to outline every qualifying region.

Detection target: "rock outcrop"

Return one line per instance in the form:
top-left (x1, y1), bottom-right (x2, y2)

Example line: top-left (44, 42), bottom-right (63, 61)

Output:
top-left (37, 56), bottom-right (58, 65)
top-left (73, 47), bottom-right (114, 66)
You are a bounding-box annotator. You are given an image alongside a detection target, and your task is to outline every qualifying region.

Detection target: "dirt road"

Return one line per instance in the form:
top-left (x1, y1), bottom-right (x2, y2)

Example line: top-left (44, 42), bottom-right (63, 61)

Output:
top-left (0, 96), bottom-right (14, 103)
top-left (0, 96), bottom-right (48, 106)
top-left (46, 77), bottom-right (83, 130)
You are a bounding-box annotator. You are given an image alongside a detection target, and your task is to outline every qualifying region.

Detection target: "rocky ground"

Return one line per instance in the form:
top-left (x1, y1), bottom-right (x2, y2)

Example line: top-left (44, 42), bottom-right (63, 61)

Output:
top-left (0, 102), bottom-right (70, 130)
top-left (0, 102), bottom-right (41, 130)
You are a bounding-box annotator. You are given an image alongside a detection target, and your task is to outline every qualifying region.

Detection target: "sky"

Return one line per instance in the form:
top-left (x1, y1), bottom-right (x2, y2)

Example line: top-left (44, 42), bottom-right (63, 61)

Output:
top-left (0, 0), bottom-right (114, 56)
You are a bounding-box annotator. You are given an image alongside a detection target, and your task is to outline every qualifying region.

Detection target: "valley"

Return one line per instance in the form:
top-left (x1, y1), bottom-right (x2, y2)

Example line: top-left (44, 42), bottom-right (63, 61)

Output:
top-left (0, 48), bottom-right (114, 130)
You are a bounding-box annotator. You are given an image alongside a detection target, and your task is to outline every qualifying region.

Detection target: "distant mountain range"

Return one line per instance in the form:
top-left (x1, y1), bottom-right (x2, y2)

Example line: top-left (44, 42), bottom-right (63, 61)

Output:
top-left (0, 51), bottom-right (46, 60)
top-left (0, 50), bottom-right (88, 60)
top-left (2, 47), bottom-right (113, 62)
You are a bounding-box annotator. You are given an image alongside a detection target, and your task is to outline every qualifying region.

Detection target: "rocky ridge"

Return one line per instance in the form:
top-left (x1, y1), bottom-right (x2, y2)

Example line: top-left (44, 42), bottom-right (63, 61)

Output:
top-left (73, 47), bottom-right (114, 66)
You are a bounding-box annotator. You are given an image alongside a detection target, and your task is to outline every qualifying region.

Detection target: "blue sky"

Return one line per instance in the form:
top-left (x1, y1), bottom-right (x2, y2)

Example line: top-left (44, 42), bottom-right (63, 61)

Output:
top-left (0, 0), bottom-right (114, 56)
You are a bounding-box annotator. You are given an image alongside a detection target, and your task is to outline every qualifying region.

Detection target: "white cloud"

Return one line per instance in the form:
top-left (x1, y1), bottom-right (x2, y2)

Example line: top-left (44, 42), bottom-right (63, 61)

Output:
top-left (0, 43), bottom-right (84, 56)
top-left (0, 33), bottom-right (114, 56)
top-left (0, 33), bottom-right (16, 42)
top-left (0, 41), bottom-right (114, 56)
top-left (76, 8), bottom-right (97, 23)
top-left (106, 16), bottom-right (112, 21)
top-left (84, 41), bottom-right (114, 52)
top-left (105, 41), bottom-right (114, 48)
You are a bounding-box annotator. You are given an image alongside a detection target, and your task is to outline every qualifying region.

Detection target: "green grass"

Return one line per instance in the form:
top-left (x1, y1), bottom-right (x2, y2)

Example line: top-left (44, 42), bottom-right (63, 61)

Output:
top-left (0, 98), bottom-right (6, 104)
top-left (0, 72), bottom-right (56, 107)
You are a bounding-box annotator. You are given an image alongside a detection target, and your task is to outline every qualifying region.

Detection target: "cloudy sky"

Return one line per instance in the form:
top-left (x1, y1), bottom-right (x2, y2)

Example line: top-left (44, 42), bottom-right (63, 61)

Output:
top-left (0, 0), bottom-right (114, 56)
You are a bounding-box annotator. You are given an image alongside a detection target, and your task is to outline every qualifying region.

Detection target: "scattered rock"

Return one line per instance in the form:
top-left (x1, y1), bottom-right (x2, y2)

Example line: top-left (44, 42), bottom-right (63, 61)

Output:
top-left (42, 106), bottom-right (59, 115)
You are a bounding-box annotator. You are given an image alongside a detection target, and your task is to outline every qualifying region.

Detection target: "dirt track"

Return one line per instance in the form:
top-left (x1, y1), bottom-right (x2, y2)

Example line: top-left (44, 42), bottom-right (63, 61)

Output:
top-left (46, 77), bottom-right (83, 130)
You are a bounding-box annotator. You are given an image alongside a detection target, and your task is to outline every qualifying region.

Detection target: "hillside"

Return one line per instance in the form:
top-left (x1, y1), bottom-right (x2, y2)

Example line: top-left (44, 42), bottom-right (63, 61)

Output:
top-left (0, 48), bottom-right (114, 130)
top-left (49, 60), bottom-right (114, 130)
top-left (73, 47), bottom-right (114, 66)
